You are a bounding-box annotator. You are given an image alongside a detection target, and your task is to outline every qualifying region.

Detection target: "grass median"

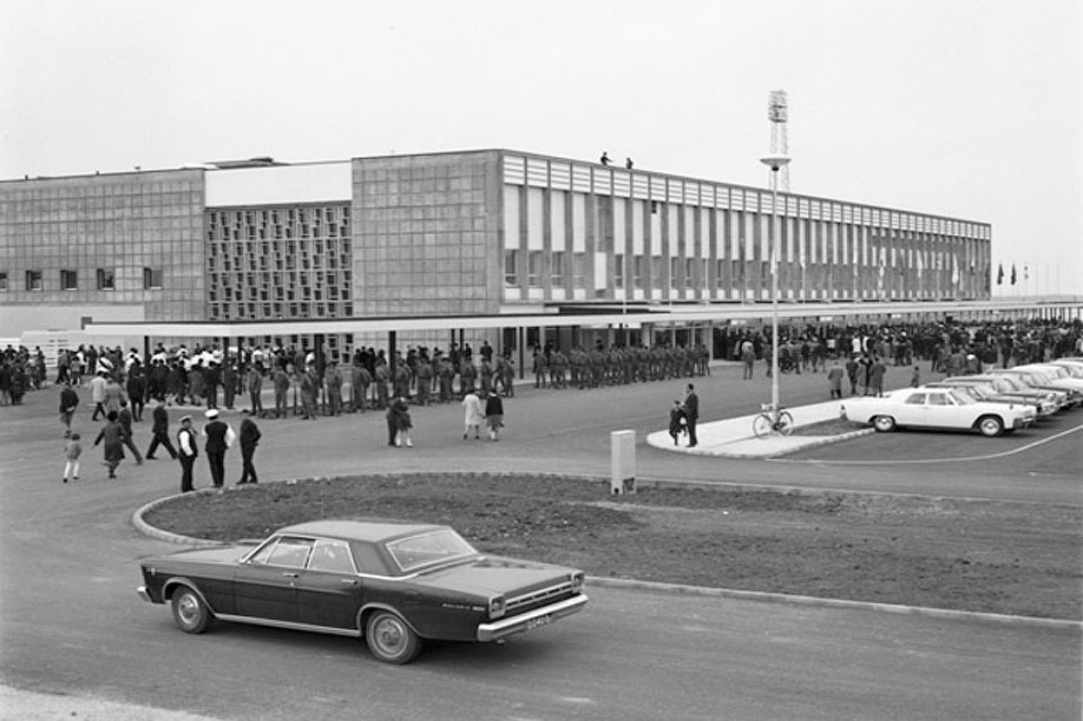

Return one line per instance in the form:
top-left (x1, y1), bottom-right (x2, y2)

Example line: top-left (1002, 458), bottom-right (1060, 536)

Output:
top-left (142, 473), bottom-right (1082, 620)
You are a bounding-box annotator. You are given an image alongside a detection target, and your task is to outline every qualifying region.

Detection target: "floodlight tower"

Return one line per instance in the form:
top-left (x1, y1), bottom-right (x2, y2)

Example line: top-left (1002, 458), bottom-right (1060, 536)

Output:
top-left (767, 90), bottom-right (790, 191)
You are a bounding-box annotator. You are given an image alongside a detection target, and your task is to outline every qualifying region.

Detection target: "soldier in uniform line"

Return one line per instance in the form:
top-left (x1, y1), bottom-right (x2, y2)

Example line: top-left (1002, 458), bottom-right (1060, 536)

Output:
top-left (532, 348), bottom-right (548, 388)
top-left (300, 367), bottom-right (318, 420)
top-left (246, 363), bottom-right (264, 417)
top-left (350, 361), bottom-right (371, 412)
top-left (221, 357), bottom-right (237, 410)
top-left (145, 398), bottom-right (178, 460)
top-left (176, 415), bottom-right (199, 493)
top-left (497, 354), bottom-right (515, 397)
top-left (437, 355), bottom-right (455, 403)
top-left (478, 356), bottom-right (492, 396)
top-left (273, 363), bottom-right (291, 418)
top-left (201, 408), bottom-right (235, 492)
top-left (415, 358), bottom-right (432, 406)
top-left (459, 358), bottom-right (477, 398)
top-left (374, 360), bottom-right (390, 409)
top-left (325, 360), bottom-right (343, 416)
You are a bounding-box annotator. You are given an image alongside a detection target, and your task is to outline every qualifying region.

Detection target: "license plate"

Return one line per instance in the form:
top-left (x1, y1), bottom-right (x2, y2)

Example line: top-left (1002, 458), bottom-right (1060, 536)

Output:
top-left (525, 615), bottom-right (551, 630)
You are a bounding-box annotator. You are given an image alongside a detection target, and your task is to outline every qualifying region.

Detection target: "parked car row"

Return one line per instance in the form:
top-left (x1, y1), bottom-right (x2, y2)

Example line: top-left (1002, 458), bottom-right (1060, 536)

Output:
top-left (842, 358), bottom-right (1083, 437)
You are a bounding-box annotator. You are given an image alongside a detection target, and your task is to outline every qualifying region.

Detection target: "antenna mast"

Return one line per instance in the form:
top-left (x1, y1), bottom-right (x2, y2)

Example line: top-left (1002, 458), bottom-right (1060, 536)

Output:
top-left (767, 90), bottom-right (790, 191)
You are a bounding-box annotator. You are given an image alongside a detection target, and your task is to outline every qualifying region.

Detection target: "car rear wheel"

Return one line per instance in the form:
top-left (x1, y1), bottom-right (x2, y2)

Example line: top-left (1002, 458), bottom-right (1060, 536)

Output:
top-left (365, 610), bottom-right (421, 664)
top-left (171, 587), bottom-right (211, 634)
top-left (977, 415), bottom-right (1004, 437)
top-left (872, 415), bottom-right (896, 433)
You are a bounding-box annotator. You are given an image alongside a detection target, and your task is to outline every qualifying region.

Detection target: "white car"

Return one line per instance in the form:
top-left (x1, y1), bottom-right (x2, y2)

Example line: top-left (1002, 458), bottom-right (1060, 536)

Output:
top-left (844, 387), bottom-right (1036, 437)
top-left (991, 366), bottom-right (1083, 406)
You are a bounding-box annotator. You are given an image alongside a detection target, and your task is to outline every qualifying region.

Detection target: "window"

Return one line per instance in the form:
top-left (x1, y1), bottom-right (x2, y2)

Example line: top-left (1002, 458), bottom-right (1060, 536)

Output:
top-left (573, 252), bottom-right (586, 288)
top-left (60, 270), bottom-right (78, 290)
top-left (527, 250), bottom-right (542, 286)
top-left (504, 249), bottom-right (518, 286)
top-left (0, 272), bottom-right (7, 291)
top-left (143, 267), bottom-right (163, 289)
top-left (685, 258), bottom-right (695, 288)
top-left (614, 254), bottom-right (624, 288)
top-left (307, 540), bottom-right (356, 574)
top-left (634, 256), bottom-right (645, 289)
top-left (96, 268), bottom-right (115, 290)
top-left (248, 536), bottom-right (313, 568)
top-left (25, 270), bottom-right (43, 291)
top-left (551, 251), bottom-right (565, 285)
top-left (670, 257), bottom-right (680, 288)
top-left (904, 393), bottom-right (926, 405)
top-left (928, 393), bottom-right (950, 406)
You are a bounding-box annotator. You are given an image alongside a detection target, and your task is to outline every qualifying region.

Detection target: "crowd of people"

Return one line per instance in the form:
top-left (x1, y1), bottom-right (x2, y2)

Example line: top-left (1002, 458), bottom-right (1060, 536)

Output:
top-left (3, 315), bottom-right (1079, 489)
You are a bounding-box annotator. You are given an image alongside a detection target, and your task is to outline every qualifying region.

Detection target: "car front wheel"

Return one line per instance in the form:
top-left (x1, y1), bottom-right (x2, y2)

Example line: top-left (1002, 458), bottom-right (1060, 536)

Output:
top-left (872, 415), bottom-right (896, 433)
top-left (977, 415), bottom-right (1004, 437)
top-left (171, 587), bottom-right (211, 634)
top-left (365, 610), bottom-right (421, 664)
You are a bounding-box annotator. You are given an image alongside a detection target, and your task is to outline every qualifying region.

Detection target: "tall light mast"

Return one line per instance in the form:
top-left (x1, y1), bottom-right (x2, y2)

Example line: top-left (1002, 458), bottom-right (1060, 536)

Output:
top-left (767, 90), bottom-right (790, 191)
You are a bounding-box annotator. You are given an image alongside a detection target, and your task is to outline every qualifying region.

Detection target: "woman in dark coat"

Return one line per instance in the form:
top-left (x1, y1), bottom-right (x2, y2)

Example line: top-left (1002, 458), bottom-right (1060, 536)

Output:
top-left (388, 396), bottom-right (412, 447)
top-left (93, 411), bottom-right (125, 478)
top-left (667, 400), bottom-right (686, 446)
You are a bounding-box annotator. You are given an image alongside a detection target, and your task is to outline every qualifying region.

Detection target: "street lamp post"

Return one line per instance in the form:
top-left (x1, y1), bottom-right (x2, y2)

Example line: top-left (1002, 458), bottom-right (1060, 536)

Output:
top-left (760, 153), bottom-right (791, 421)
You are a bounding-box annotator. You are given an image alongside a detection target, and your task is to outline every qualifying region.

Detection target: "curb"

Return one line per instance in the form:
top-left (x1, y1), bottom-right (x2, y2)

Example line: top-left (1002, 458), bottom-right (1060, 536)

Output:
top-left (130, 473), bottom-right (1082, 631)
top-left (584, 576), bottom-right (1083, 630)
top-left (645, 426), bottom-right (875, 458)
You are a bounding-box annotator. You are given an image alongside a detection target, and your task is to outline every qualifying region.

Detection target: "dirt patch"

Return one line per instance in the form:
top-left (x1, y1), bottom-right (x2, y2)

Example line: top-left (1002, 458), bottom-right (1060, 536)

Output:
top-left (142, 473), bottom-right (1083, 620)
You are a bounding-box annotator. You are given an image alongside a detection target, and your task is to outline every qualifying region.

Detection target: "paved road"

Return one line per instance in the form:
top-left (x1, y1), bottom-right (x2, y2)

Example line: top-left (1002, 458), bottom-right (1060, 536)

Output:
top-left (1, 369), bottom-right (1080, 719)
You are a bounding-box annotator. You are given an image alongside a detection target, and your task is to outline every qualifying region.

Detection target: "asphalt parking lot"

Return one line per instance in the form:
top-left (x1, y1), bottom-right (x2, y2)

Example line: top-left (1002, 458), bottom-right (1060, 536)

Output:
top-left (782, 407), bottom-right (1083, 475)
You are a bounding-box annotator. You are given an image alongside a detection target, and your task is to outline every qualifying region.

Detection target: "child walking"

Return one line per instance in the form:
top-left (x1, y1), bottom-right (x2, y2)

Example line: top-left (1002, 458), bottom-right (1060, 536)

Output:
top-left (63, 433), bottom-right (82, 483)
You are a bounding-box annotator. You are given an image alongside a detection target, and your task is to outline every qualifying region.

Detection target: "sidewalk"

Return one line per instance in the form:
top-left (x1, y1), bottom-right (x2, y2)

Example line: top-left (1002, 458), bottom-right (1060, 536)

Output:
top-left (646, 398), bottom-right (874, 458)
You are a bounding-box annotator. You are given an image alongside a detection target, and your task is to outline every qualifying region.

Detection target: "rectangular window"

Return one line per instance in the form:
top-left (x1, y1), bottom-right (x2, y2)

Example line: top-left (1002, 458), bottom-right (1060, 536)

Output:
top-left (0, 272), bottom-right (7, 291)
top-left (504, 249), bottom-right (518, 286)
top-left (60, 269), bottom-right (78, 290)
top-left (573, 252), bottom-right (586, 288)
top-left (634, 256), bottom-right (644, 289)
top-left (670, 257), bottom-right (680, 289)
top-left (26, 270), bottom-right (43, 291)
top-left (614, 254), bottom-right (624, 288)
top-left (551, 251), bottom-right (565, 286)
top-left (143, 267), bottom-right (163, 289)
top-left (527, 250), bottom-right (543, 286)
top-left (685, 258), bottom-right (695, 288)
top-left (96, 268), bottom-right (116, 290)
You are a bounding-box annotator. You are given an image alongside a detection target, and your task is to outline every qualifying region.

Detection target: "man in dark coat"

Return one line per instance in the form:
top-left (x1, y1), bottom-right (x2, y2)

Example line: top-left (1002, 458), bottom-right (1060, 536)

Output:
top-left (201, 408), bottom-right (234, 490)
top-left (59, 381), bottom-right (80, 438)
top-left (683, 383), bottom-right (699, 448)
top-left (117, 402), bottom-right (144, 464)
top-left (668, 400), bottom-right (686, 446)
top-left (237, 417), bottom-right (261, 485)
top-left (145, 398), bottom-right (178, 460)
top-left (176, 415), bottom-right (198, 493)
top-left (126, 364), bottom-right (147, 421)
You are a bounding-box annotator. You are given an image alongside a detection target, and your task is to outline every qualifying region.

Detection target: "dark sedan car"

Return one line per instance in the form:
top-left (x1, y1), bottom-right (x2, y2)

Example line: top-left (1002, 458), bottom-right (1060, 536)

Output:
top-left (137, 520), bottom-right (588, 664)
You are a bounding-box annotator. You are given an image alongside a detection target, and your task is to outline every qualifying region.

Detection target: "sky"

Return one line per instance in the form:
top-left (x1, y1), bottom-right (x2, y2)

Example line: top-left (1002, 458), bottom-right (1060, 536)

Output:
top-left (2, 0), bottom-right (1080, 295)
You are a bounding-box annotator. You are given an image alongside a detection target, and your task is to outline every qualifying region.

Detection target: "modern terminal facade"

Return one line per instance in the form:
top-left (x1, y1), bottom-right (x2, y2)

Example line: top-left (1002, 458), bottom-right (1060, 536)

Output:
top-left (1, 149), bottom-right (993, 359)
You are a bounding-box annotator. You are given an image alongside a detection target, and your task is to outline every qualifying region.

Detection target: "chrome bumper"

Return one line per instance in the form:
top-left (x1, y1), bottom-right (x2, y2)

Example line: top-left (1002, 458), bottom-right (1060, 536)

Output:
top-left (136, 585), bottom-right (152, 603)
top-left (476, 594), bottom-right (588, 642)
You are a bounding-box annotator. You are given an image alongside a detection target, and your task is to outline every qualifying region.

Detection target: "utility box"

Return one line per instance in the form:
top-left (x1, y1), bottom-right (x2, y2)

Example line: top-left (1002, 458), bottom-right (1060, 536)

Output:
top-left (610, 430), bottom-right (636, 495)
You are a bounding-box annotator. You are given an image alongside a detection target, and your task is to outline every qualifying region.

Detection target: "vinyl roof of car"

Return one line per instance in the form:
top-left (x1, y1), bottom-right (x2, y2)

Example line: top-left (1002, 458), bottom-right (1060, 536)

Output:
top-left (277, 520), bottom-right (447, 543)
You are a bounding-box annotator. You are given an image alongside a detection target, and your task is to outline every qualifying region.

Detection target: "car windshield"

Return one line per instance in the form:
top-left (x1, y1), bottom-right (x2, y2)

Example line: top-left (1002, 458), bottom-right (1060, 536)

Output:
top-left (996, 375), bottom-right (1026, 391)
top-left (948, 389), bottom-right (974, 405)
top-left (385, 529), bottom-right (477, 572)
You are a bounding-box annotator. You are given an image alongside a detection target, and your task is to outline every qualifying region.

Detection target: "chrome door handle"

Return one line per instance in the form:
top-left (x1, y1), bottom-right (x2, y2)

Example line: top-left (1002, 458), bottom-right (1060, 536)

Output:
top-left (340, 578), bottom-right (358, 586)
top-left (281, 571), bottom-right (298, 578)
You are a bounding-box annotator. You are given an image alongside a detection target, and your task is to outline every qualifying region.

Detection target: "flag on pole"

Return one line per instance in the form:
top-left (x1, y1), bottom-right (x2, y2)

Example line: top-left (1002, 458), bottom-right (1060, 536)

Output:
top-left (1010, 264), bottom-right (1017, 285)
top-left (996, 263), bottom-right (1004, 285)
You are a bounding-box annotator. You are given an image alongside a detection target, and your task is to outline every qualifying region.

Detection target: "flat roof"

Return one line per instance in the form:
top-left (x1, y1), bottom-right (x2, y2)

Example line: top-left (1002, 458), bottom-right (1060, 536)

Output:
top-left (80, 299), bottom-right (1083, 338)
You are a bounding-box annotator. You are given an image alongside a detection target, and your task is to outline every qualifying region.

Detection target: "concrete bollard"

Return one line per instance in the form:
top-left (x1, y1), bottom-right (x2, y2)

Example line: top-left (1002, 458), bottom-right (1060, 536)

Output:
top-left (610, 429), bottom-right (636, 495)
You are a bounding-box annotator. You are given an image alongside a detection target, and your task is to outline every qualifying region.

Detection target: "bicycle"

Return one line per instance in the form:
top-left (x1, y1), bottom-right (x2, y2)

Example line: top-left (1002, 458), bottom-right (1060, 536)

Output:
top-left (752, 404), bottom-right (795, 438)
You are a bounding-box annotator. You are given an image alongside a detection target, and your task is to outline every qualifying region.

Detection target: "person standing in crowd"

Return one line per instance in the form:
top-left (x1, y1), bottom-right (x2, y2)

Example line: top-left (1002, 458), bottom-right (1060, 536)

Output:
top-left (145, 398), bottom-right (178, 460)
top-left (126, 363), bottom-right (146, 421)
top-left (484, 389), bottom-right (504, 441)
top-left (93, 411), bottom-right (125, 479)
top-left (90, 370), bottom-right (108, 420)
top-left (246, 363), bottom-right (264, 417)
top-left (386, 396), bottom-right (413, 447)
top-left (868, 357), bottom-right (887, 397)
top-left (59, 380), bottom-right (80, 438)
top-left (117, 401), bottom-right (144, 464)
top-left (176, 415), bottom-right (198, 493)
top-left (740, 339), bottom-right (756, 380)
top-left (202, 408), bottom-right (235, 492)
top-left (827, 358), bottom-right (845, 399)
top-left (683, 383), bottom-right (699, 448)
top-left (461, 388), bottom-right (484, 440)
top-left (273, 363), bottom-right (291, 418)
top-left (668, 400), bottom-right (686, 446)
top-left (845, 354), bottom-right (859, 396)
top-left (910, 365), bottom-right (921, 388)
top-left (221, 358), bottom-right (237, 410)
top-left (237, 416), bottom-right (261, 485)
top-left (62, 433), bottom-right (82, 483)
top-left (325, 360), bottom-right (343, 416)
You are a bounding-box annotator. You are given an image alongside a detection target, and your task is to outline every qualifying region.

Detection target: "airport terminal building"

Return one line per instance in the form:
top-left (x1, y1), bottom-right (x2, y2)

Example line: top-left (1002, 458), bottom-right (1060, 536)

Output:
top-left (0, 149), bottom-right (992, 357)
